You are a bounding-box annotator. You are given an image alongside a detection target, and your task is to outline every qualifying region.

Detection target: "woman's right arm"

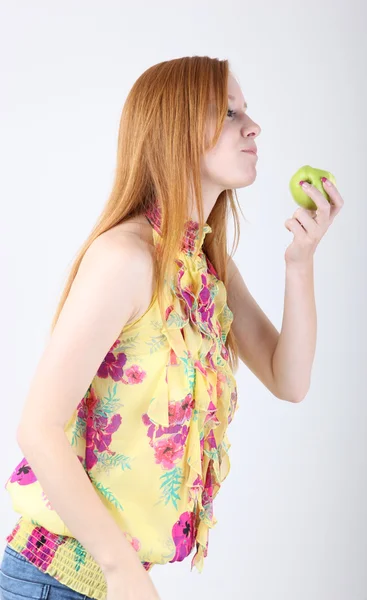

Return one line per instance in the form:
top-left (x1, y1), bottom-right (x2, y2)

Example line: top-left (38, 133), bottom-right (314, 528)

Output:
top-left (15, 232), bottom-right (153, 579)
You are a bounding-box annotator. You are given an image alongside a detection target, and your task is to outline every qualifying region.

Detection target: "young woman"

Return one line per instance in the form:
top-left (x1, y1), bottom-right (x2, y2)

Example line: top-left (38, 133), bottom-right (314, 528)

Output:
top-left (1, 55), bottom-right (342, 600)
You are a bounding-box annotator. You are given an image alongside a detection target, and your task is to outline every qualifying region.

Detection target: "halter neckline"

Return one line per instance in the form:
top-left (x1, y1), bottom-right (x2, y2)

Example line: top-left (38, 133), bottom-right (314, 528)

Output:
top-left (144, 199), bottom-right (212, 256)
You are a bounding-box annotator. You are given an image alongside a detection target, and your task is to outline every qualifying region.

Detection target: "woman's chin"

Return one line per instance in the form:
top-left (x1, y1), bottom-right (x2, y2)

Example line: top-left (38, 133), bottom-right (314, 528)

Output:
top-left (232, 172), bottom-right (257, 188)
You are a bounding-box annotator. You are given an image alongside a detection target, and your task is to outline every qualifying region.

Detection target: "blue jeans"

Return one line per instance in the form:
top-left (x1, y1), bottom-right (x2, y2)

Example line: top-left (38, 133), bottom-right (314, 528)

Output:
top-left (0, 544), bottom-right (95, 599)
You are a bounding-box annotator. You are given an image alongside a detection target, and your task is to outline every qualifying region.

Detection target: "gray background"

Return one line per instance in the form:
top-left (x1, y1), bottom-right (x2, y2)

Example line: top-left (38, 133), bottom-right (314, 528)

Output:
top-left (1, 0), bottom-right (366, 598)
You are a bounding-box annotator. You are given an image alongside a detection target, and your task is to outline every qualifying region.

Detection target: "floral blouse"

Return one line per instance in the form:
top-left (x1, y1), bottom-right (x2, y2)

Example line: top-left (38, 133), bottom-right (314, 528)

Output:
top-left (3, 199), bottom-right (239, 600)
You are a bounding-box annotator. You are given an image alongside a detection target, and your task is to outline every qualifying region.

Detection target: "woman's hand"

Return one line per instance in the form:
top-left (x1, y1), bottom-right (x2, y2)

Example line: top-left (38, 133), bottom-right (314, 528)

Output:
top-left (284, 177), bottom-right (344, 266)
top-left (105, 561), bottom-right (161, 600)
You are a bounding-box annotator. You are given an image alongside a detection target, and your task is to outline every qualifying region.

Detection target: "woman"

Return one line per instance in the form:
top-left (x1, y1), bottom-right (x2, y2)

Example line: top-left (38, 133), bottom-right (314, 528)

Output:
top-left (1, 55), bottom-right (342, 600)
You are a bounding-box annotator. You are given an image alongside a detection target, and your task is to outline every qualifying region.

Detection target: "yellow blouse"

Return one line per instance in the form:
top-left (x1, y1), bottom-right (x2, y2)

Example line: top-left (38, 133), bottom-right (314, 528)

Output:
top-left (4, 200), bottom-right (239, 600)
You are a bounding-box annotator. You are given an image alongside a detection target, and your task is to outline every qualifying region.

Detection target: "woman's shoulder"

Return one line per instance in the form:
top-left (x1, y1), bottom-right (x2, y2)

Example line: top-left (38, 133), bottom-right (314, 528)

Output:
top-left (98, 215), bottom-right (154, 250)
top-left (90, 216), bottom-right (156, 273)
top-left (93, 217), bottom-right (157, 328)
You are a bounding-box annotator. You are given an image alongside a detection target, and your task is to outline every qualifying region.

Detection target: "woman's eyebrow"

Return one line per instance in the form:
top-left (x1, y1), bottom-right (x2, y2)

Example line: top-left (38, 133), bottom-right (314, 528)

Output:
top-left (228, 94), bottom-right (248, 109)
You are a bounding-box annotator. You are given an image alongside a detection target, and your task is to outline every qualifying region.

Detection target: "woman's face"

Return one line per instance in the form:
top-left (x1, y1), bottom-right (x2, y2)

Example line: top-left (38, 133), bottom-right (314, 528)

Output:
top-left (201, 72), bottom-right (261, 191)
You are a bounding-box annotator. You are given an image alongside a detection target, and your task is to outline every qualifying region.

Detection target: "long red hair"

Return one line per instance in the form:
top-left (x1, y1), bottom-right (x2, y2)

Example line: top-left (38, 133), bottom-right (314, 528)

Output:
top-left (50, 56), bottom-right (242, 373)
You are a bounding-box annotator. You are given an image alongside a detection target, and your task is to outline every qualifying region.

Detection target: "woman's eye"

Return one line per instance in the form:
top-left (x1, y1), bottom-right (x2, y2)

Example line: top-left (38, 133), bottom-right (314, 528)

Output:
top-left (227, 109), bottom-right (236, 119)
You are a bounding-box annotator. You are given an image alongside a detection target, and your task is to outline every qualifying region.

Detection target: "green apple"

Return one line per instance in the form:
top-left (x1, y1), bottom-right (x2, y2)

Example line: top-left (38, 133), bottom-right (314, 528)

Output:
top-left (289, 165), bottom-right (337, 211)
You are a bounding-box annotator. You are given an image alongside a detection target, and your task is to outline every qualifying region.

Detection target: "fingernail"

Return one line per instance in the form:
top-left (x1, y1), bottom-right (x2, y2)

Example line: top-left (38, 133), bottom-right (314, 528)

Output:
top-left (299, 180), bottom-right (309, 188)
top-left (321, 177), bottom-right (332, 187)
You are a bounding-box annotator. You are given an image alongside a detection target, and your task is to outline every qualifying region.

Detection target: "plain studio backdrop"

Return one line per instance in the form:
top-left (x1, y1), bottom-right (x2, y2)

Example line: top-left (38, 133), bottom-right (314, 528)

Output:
top-left (0, 1), bottom-right (366, 599)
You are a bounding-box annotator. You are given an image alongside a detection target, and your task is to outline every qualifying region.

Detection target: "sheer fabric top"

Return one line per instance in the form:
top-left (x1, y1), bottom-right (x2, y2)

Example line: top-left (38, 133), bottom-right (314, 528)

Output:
top-left (4, 199), bottom-right (239, 600)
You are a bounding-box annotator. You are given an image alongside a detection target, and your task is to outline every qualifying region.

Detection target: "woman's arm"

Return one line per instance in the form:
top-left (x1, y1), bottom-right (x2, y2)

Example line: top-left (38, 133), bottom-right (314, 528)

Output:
top-left (16, 232), bottom-right (152, 576)
top-left (272, 260), bottom-right (317, 403)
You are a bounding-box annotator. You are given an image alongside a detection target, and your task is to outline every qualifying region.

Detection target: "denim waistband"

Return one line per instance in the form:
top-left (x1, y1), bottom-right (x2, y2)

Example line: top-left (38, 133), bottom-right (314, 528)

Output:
top-left (0, 545), bottom-right (92, 599)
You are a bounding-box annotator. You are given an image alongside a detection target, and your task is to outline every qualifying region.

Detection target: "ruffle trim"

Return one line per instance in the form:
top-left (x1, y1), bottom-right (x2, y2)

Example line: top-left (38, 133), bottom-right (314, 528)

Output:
top-left (144, 199), bottom-right (213, 257)
top-left (145, 240), bottom-right (239, 572)
top-left (4, 207), bottom-right (239, 579)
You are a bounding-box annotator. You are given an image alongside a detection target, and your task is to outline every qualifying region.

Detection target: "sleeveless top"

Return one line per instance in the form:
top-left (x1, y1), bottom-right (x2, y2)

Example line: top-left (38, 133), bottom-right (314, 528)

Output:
top-left (3, 200), bottom-right (239, 600)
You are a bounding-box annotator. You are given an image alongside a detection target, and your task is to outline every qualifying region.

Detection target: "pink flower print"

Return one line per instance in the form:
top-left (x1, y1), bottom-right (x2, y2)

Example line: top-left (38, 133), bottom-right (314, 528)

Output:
top-left (141, 413), bottom-right (156, 445)
top-left (6, 521), bottom-right (20, 544)
top-left (83, 387), bottom-right (122, 470)
top-left (146, 418), bottom-right (178, 441)
top-left (168, 403), bottom-right (183, 426)
top-left (216, 370), bottom-right (227, 398)
top-left (180, 283), bottom-right (195, 312)
top-left (206, 256), bottom-right (219, 278)
top-left (85, 412), bottom-right (122, 470)
top-left (199, 273), bottom-right (210, 303)
top-left (124, 364), bottom-right (146, 384)
top-left (168, 394), bottom-right (194, 425)
top-left (221, 342), bottom-right (229, 362)
top-left (206, 428), bottom-right (217, 451)
top-left (190, 473), bottom-right (204, 503)
top-left (168, 348), bottom-right (179, 366)
top-left (153, 436), bottom-right (184, 470)
top-left (77, 454), bottom-right (85, 466)
top-left (142, 401), bottom-right (192, 447)
top-left (77, 386), bottom-right (99, 423)
top-left (206, 340), bottom-right (218, 371)
top-left (142, 413), bottom-right (150, 426)
top-left (181, 394), bottom-right (195, 419)
top-left (171, 511), bottom-right (196, 562)
top-left (41, 490), bottom-right (53, 510)
top-left (198, 273), bottom-right (215, 325)
top-left (172, 424), bottom-right (189, 446)
top-left (9, 457), bottom-right (37, 486)
top-left (131, 537), bottom-right (140, 552)
top-left (97, 350), bottom-right (127, 381)
top-left (181, 221), bottom-right (201, 254)
top-left (181, 236), bottom-right (191, 255)
top-left (206, 380), bottom-right (214, 402)
top-left (165, 304), bottom-right (175, 321)
top-left (86, 385), bottom-right (99, 410)
top-left (193, 474), bottom-right (203, 488)
top-left (110, 338), bottom-right (121, 351)
top-left (123, 531), bottom-right (141, 552)
top-left (157, 423), bottom-right (189, 447)
top-left (92, 414), bottom-right (122, 453)
top-left (200, 435), bottom-right (205, 462)
top-left (204, 400), bottom-right (220, 429)
top-left (202, 464), bottom-right (215, 510)
top-left (20, 526), bottom-right (62, 570)
top-left (194, 359), bottom-right (208, 377)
